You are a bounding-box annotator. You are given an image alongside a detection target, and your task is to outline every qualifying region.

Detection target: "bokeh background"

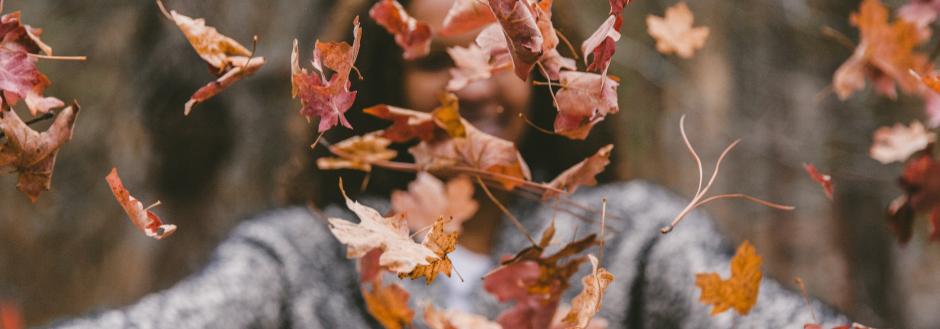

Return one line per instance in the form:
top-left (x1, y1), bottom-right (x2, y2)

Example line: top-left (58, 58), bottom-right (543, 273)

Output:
top-left (0, 0), bottom-right (938, 328)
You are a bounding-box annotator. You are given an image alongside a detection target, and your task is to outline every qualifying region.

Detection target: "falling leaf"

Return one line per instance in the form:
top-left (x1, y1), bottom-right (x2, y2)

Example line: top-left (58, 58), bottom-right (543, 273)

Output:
top-left (447, 45), bottom-right (494, 91)
top-left (544, 144), bottom-right (613, 199)
top-left (888, 153), bottom-right (940, 243)
top-left (0, 6), bottom-right (64, 116)
top-left (327, 184), bottom-right (439, 273)
top-left (898, 0), bottom-right (939, 41)
top-left (803, 163), bottom-right (834, 200)
top-left (391, 172), bottom-right (478, 232)
top-left (424, 304), bottom-right (502, 329)
top-left (317, 132), bottom-right (397, 172)
top-left (533, 0), bottom-right (575, 80)
top-left (292, 18), bottom-right (361, 132)
top-left (833, 0), bottom-right (928, 100)
top-left (646, 2), bottom-right (709, 59)
top-left (695, 240), bottom-right (762, 316)
top-left (488, 0), bottom-right (544, 79)
top-left (161, 3), bottom-right (265, 115)
top-left (364, 105), bottom-right (437, 142)
top-left (105, 167), bottom-right (177, 240)
top-left (362, 279), bottom-right (414, 329)
top-left (440, 0), bottom-right (496, 37)
top-left (369, 0), bottom-right (432, 59)
top-left (399, 217), bottom-right (459, 284)
top-left (870, 120), bottom-right (935, 164)
top-left (0, 103), bottom-right (79, 202)
top-left (483, 226), bottom-right (597, 329)
top-left (553, 71), bottom-right (619, 140)
top-left (560, 255), bottom-right (614, 329)
top-left (582, 15), bottom-right (619, 75)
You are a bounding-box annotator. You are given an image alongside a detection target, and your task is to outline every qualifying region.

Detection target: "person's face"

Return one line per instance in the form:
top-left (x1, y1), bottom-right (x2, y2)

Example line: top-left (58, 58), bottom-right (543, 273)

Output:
top-left (404, 0), bottom-right (532, 141)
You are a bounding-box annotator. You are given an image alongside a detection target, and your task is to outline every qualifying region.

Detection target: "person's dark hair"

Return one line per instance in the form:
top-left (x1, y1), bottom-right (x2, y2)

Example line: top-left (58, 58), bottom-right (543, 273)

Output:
top-left (284, 0), bottom-right (621, 207)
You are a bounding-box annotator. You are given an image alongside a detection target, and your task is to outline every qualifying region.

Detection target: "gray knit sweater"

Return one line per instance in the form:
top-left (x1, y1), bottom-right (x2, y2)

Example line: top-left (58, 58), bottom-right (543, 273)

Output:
top-left (45, 181), bottom-right (849, 328)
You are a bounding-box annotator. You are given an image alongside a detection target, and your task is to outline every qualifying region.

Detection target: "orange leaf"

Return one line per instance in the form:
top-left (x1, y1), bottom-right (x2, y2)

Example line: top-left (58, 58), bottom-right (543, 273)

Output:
top-left (803, 163), bottom-right (834, 200)
top-left (398, 217), bottom-right (459, 284)
top-left (362, 279), bottom-right (414, 329)
top-left (695, 240), bottom-right (762, 316)
top-left (105, 168), bottom-right (177, 240)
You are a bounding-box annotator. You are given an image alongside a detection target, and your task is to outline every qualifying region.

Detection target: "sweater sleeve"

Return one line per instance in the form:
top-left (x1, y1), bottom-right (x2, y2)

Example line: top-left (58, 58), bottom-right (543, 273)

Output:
top-left (43, 207), bottom-right (374, 329)
top-left (567, 181), bottom-right (850, 328)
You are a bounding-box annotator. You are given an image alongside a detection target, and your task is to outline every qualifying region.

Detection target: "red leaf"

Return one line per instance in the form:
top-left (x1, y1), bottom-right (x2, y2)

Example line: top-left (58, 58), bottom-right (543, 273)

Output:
top-left (803, 163), bottom-right (834, 200)
top-left (583, 15), bottom-right (620, 74)
top-left (105, 168), bottom-right (176, 240)
top-left (369, 0), bottom-right (432, 60)
top-left (553, 71), bottom-right (619, 140)
top-left (292, 18), bottom-right (362, 132)
top-left (440, 0), bottom-right (496, 37)
top-left (488, 0), bottom-right (544, 79)
top-left (0, 7), bottom-right (63, 116)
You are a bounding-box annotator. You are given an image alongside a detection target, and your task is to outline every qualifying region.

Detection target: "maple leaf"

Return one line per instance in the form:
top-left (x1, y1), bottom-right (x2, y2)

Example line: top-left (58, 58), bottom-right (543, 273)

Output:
top-left (553, 71), bottom-right (619, 140)
top-left (362, 279), bottom-right (414, 329)
top-left (0, 102), bottom-right (79, 202)
top-left (0, 6), bottom-right (64, 116)
top-left (327, 182), bottom-right (439, 273)
top-left (363, 105), bottom-right (437, 142)
top-left (869, 120), bottom-right (935, 164)
top-left (446, 25), bottom-right (515, 91)
top-left (105, 167), bottom-right (177, 240)
top-left (483, 225), bottom-right (597, 329)
top-left (291, 17), bottom-right (361, 132)
top-left (424, 304), bottom-right (501, 329)
top-left (544, 144), bottom-right (614, 199)
top-left (399, 216), bottom-right (459, 284)
top-left (488, 0), bottom-right (544, 79)
top-left (695, 240), bottom-right (762, 316)
top-left (369, 0), bottom-right (432, 60)
top-left (159, 1), bottom-right (265, 115)
top-left (803, 163), bottom-right (834, 200)
top-left (317, 132), bottom-right (397, 172)
top-left (440, 0), bottom-right (497, 37)
top-left (646, 2), bottom-right (709, 59)
top-left (391, 172), bottom-right (479, 232)
top-left (833, 0), bottom-right (928, 100)
top-left (560, 255), bottom-right (614, 329)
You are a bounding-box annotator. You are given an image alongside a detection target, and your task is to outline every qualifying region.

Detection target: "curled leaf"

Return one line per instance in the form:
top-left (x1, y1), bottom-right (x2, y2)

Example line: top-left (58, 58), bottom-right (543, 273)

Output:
top-left (0, 103), bottom-right (79, 202)
top-left (488, 0), bottom-right (544, 79)
top-left (292, 17), bottom-right (361, 132)
top-left (646, 2), bottom-right (709, 59)
top-left (369, 0), bottom-right (432, 59)
top-left (803, 163), bottom-right (834, 200)
top-left (560, 255), bottom-right (614, 329)
top-left (105, 167), bottom-right (176, 240)
top-left (544, 144), bottom-right (613, 199)
top-left (695, 240), bottom-right (762, 316)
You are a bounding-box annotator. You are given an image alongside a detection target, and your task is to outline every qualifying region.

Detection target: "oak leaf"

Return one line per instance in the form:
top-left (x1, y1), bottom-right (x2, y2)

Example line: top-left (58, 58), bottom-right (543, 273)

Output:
top-left (424, 304), bottom-right (502, 329)
top-left (695, 240), bottom-right (762, 316)
top-left (317, 132), bottom-right (397, 172)
top-left (545, 144), bottom-right (613, 199)
top-left (0, 103), bottom-right (79, 202)
top-left (398, 217), bottom-right (459, 284)
top-left (870, 120), bottom-right (935, 164)
top-left (105, 167), bottom-right (177, 240)
top-left (369, 0), bottom-right (432, 59)
top-left (291, 18), bottom-right (361, 132)
top-left (162, 3), bottom-right (265, 115)
top-left (391, 172), bottom-right (478, 232)
top-left (646, 2), bottom-right (709, 59)
top-left (327, 184), bottom-right (438, 273)
top-left (560, 255), bottom-right (614, 329)
top-left (803, 163), bottom-right (834, 200)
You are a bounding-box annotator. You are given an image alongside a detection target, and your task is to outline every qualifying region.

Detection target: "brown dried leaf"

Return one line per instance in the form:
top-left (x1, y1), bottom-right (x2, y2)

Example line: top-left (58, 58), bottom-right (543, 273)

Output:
top-left (646, 2), bottom-right (709, 59)
top-left (545, 144), bottom-right (613, 199)
top-left (399, 217), bottom-right (459, 284)
top-left (317, 132), bottom-right (397, 172)
top-left (105, 168), bottom-right (176, 240)
top-left (560, 255), bottom-right (615, 329)
top-left (391, 172), bottom-right (478, 232)
top-left (363, 279), bottom-right (414, 329)
top-left (554, 72), bottom-right (619, 140)
top-left (0, 103), bottom-right (79, 202)
top-left (369, 0), bottom-right (432, 59)
top-left (488, 0), bottom-right (544, 79)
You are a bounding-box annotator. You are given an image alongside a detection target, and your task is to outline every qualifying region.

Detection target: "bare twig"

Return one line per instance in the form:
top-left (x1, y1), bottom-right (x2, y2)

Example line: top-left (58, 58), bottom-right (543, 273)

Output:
top-left (794, 277), bottom-right (818, 324)
top-left (820, 26), bottom-right (855, 50)
top-left (599, 197), bottom-right (607, 263)
top-left (28, 54), bottom-right (87, 61)
top-left (660, 115), bottom-right (794, 234)
top-left (475, 176), bottom-right (539, 248)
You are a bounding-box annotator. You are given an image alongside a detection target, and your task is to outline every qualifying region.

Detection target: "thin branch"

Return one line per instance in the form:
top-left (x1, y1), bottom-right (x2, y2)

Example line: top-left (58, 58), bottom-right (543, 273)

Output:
top-left (517, 113), bottom-right (557, 136)
top-left (820, 26), bottom-right (854, 50)
top-left (475, 176), bottom-right (539, 248)
top-left (555, 29), bottom-right (579, 60)
top-left (660, 116), bottom-right (794, 234)
top-left (598, 197), bottom-right (607, 263)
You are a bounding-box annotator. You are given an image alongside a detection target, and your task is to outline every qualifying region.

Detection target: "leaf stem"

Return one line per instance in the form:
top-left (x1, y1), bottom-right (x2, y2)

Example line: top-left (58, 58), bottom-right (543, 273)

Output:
top-left (0, 111), bottom-right (55, 140)
top-left (28, 54), bottom-right (87, 61)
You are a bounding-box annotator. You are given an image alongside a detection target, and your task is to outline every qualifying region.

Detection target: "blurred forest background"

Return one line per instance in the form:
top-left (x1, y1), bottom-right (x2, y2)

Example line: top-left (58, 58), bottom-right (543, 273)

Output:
top-left (0, 0), bottom-right (938, 328)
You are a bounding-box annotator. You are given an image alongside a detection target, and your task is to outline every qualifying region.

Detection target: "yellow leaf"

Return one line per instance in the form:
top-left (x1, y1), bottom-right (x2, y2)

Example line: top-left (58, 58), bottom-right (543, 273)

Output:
top-left (362, 280), bottom-right (414, 329)
top-left (695, 240), bottom-right (762, 316)
top-left (399, 217), bottom-right (459, 284)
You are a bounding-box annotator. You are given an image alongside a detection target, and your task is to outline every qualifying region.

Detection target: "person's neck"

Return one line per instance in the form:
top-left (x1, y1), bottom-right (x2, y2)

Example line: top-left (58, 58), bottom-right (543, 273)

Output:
top-left (458, 201), bottom-right (503, 255)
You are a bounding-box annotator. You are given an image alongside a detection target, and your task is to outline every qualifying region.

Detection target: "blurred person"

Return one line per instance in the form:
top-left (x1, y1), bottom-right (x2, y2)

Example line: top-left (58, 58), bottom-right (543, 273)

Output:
top-left (44, 0), bottom-right (849, 328)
